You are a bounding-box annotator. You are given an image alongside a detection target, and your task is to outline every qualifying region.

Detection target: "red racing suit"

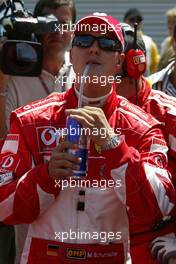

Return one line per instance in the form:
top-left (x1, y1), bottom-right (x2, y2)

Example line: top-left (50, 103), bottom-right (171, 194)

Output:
top-left (0, 87), bottom-right (175, 264)
top-left (129, 76), bottom-right (176, 183)
top-left (128, 76), bottom-right (176, 263)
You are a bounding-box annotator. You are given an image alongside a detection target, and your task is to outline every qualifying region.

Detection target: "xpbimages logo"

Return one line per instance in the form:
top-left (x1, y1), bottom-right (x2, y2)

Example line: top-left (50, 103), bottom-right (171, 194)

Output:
top-left (54, 229), bottom-right (122, 243)
top-left (54, 178), bottom-right (122, 191)
top-left (54, 21), bottom-right (122, 35)
top-left (56, 127), bottom-right (122, 139)
top-left (55, 74), bottom-right (122, 87)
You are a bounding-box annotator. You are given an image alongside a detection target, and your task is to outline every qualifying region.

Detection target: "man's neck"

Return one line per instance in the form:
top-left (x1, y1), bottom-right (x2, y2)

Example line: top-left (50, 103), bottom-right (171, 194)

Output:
top-left (74, 85), bottom-right (113, 107)
top-left (42, 53), bottom-right (65, 76)
top-left (118, 77), bottom-right (143, 99)
top-left (74, 82), bottom-right (112, 98)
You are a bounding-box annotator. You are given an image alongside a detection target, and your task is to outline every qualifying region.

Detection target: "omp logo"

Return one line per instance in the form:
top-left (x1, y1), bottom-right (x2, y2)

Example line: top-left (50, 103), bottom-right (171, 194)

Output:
top-left (66, 248), bottom-right (86, 260)
top-left (133, 55), bottom-right (145, 64)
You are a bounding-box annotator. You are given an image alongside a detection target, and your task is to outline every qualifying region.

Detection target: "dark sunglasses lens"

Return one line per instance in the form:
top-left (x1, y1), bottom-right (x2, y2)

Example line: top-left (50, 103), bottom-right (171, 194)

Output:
top-left (72, 35), bottom-right (93, 47)
top-left (99, 38), bottom-right (117, 51)
top-left (72, 35), bottom-right (121, 52)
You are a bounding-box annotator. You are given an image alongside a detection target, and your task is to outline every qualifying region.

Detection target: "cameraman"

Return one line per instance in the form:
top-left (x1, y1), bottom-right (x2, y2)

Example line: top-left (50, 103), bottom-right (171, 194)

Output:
top-left (0, 0), bottom-right (76, 139)
top-left (0, 0), bottom-right (76, 263)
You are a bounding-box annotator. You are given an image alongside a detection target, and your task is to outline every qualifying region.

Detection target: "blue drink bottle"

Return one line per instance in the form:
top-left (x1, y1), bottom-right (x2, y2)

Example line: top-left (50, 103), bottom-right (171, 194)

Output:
top-left (66, 116), bottom-right (89, 178)
top-left (66, 65), bottom-right (90, 178)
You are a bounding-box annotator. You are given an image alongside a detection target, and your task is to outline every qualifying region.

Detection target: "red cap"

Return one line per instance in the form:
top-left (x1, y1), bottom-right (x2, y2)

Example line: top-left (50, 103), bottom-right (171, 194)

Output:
top-left (74, 12), bottom-right (124, 52)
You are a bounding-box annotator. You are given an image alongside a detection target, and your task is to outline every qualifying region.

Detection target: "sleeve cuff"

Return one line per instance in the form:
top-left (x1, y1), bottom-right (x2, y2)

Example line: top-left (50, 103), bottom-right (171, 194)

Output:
top-left (37, 164), bottom-right (60, 196)
top-left (103, 137), bottom-right (138, 169)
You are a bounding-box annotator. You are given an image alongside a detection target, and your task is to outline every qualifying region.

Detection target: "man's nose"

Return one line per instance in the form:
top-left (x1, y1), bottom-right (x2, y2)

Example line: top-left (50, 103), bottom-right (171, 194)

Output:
top-left (89, 40), bottom-right (100, 54)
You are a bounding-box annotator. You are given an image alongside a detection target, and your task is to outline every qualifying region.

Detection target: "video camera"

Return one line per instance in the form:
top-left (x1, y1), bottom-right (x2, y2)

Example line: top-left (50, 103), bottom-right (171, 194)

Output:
top-left (0, 0), bottom-right (60, 76)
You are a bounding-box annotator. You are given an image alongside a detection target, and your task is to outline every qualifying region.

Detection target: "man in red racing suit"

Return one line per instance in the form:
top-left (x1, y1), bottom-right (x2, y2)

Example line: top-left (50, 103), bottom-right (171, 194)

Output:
top-left (118, 23), bottom-right (176, 264)
top-left (0, 14), bottom-right (175, 264)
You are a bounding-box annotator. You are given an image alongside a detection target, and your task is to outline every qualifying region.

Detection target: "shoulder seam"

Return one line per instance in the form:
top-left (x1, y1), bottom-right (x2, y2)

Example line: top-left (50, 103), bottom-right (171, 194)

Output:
top-left (16, 100), bottom-right (67, 118)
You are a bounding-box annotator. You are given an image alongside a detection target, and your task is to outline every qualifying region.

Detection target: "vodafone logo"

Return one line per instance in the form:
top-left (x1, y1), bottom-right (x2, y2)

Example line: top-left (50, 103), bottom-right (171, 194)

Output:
top-left (41, 128), bottom-right (56, 146)
top-left (37, 126), bottom-right (59, 152)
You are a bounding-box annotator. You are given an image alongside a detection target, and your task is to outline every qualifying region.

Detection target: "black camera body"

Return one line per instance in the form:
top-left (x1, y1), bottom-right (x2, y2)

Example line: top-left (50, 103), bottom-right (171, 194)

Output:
top-left (0, 0), bottom-right (59, 76)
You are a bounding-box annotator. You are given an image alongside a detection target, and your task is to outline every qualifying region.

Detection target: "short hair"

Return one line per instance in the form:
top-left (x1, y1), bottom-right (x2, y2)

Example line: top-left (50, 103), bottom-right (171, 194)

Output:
top-left (33, 0), bottom-right (76, 23)
top-left (166, 7), bottom-right (176, 19)
top-left (123, 8), bottom-right (143, 23)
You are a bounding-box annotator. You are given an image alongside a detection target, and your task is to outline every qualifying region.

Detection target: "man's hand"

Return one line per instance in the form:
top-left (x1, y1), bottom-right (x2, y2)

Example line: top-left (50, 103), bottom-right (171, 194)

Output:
top-left (151, 234), bottom-right (176, 264)
top-left (66, 106), bottom-right (115, 146)
top-left (48, 141), bottom-right (81, 181)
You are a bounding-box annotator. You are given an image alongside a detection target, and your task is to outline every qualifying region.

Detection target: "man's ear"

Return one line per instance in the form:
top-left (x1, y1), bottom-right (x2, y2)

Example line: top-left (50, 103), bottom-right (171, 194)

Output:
top-left (119, 52), bottom-right (126, 64)
top-left (70, 49), bottom-right (73, 63)
top-left (115, 52), bottom-right (125, 73)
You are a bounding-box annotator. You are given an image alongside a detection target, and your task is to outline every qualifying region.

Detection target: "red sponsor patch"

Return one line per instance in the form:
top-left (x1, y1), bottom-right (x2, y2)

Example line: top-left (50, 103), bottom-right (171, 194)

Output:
top-left (133, 54), bottom-right (145, 64)
top-left (36, 127), bottom-right (57, 153)
top-left (1, 134), bottom-right (19, 154)
top-left (0, 154), bottom-right (20, 170)
top-left (0, 154), bottom-right (20, 185)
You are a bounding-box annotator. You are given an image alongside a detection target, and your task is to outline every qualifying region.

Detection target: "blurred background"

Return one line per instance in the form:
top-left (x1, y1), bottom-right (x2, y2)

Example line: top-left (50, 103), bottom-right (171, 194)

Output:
top-left (25, 0), bottom-right (176, 50)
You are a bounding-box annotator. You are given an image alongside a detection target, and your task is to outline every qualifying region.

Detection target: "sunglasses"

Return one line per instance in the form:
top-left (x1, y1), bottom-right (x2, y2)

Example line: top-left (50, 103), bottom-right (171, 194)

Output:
top-left (72, 35), bottom-right (122, 52)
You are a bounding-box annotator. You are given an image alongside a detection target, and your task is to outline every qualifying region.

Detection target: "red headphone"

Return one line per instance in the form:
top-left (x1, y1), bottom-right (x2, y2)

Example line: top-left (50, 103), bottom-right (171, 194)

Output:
top-left (121, 23), bottom-right (146, 79)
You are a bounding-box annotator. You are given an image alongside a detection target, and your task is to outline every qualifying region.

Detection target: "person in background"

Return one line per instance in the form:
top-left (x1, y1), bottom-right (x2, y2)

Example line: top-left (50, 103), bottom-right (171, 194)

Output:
top-left (118, 23), bottom-right (176, 264)
top-left (150, 23), bottom-right (176, 98)
top-left (157, 7), bottom-right (176, 71)
top-left (0, 0), bottom-right (76, 263)
top-left (0, 12), bottom-right (175, 264)
top-left (123, 7), bottom-right (160, 76)
top-left (0, 0), bottom-right (76, 139)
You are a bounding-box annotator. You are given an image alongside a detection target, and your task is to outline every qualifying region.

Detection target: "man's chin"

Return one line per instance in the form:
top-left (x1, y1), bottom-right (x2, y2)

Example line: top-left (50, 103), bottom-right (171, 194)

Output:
top-left (86, 63), bottom-right (102, 71)
top-left (85, 68), bottom-right (104, 78)
top-left (84, 87), bottom-right (110, 100)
